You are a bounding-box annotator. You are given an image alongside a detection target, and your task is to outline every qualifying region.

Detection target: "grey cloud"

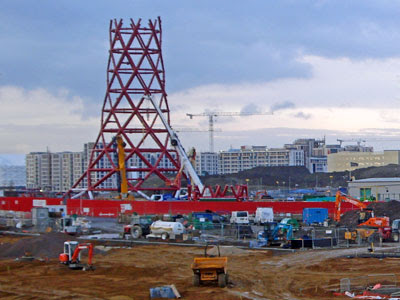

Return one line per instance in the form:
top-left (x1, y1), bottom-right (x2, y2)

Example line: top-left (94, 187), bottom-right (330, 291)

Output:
top-left (3, 1), bottom-right (400, 101)
top-left (294, 112), bottom-right (312, 120)
top-left (271, 101), bottom-right (295, 112)
top-left (0, 123), bottom-right (98, 154)
top-left (240, 103), bottom-right (262, 114)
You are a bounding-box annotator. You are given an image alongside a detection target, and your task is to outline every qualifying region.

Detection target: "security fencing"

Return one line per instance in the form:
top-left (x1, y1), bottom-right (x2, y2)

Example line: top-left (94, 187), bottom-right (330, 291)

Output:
top-left (181, 222), bottom-right (391, 249)
top-left (340, 274), bottom-right (397, 294)
top-left (302, 227), bottom-right (383, 249)
top-left (0, 209), bottom-right (60, 233)
top-left (0, 210), bottom-right (32, 228)
top-left (0, 208), bottom-right (394, 249)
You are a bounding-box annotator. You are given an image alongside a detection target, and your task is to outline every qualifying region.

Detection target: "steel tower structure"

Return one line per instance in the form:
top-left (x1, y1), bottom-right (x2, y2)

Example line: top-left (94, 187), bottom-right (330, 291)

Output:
top-left (71, 18), bottom-right (181, 196)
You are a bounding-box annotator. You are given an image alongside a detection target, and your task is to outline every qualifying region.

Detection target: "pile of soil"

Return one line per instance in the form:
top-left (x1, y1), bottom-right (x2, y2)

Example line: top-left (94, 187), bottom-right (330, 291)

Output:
top-left (0, 232), bottom-right (78, 259)
top-left (339, 200), bottom-right (400, 227)
top-left (339, 210), bottom-right (361, 227)
top-left (368, 201), bottom-right (400, 221)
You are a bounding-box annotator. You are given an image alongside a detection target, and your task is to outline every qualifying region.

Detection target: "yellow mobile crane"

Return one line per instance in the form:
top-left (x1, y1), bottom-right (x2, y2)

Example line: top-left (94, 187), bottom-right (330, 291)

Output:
top-left (112, 134), bottom-right (132, 200)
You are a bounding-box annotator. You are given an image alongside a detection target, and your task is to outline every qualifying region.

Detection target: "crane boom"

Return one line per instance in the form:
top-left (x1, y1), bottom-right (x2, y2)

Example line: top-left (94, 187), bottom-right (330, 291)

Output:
top-left (112, 135), bottom-right (128, 197)
top-left (187, 111), bottom-right (272, 117)
top-left (187, 110), bottom-right (272, 152)
top-left (145, 95), bottom-right (204, 191)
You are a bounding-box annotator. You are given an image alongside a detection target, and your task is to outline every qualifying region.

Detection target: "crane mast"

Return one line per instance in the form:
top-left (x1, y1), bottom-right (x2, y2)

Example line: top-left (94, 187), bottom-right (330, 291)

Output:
top-left (187, 111), bottom-right (273, 152)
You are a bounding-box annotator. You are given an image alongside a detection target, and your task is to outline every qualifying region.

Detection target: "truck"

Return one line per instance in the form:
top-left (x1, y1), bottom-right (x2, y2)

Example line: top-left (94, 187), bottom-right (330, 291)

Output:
top-left (122, 215), bottom-right (153, 239)
top-left (230, 211), bottom-right (249, 224)
top-left (254, 207), bottom-right (273, 225)
top-left (146, 221), bottom-right (185, 240)
top-left (392, 219), bottom-right (400, 242)
top-left (302, 208), bottom-right (329, 226)
top-left (191, 244), bottom-right (228, 288)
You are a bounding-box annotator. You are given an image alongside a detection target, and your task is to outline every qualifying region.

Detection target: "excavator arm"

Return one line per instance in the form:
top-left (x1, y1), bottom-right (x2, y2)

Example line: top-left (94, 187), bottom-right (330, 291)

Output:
top-left (334, 191), bottom-right (368, 222)
top-left (70, 243), bottom-right (94, 265)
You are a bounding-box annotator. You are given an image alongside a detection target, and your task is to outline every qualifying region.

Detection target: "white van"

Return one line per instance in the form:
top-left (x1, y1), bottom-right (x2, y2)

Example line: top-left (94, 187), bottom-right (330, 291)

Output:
top-left (254, 207), bottom-right (274, 225)
top-left (230, 211), bottom-right (250, 224)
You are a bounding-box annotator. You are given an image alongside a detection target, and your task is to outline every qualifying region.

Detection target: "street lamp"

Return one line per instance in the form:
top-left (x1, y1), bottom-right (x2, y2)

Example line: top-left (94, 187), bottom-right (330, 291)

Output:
top-left (329, 175), bottom-right (334, 196)
top-left (349, 162), bottom-right (359, 181)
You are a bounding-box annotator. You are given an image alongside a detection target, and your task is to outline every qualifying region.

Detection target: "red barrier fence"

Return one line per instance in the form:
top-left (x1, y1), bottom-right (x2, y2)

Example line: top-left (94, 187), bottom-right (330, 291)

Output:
top-left (0, 196), bottom-right (358, 218)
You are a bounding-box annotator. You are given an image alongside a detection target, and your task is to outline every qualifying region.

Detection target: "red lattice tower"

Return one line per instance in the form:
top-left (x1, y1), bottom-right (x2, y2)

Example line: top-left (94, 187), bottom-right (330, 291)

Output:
top-left (72, 18), bottom-right (181, 195)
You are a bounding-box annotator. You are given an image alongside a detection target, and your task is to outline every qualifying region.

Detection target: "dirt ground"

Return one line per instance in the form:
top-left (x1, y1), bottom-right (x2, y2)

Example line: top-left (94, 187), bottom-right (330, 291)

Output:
top-left (0, 235), bottom-right (399, 300)
top-left (0, 235), bottom-right (30, 245)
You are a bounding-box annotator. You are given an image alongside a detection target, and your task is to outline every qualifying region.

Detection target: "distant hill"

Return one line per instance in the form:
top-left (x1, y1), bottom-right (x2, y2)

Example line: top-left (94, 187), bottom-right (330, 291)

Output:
top-left (200, 164), bottom-right (400, 189)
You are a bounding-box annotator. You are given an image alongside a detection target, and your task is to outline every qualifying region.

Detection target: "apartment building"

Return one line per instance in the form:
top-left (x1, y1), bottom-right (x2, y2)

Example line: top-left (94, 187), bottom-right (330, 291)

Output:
top-left (27, 146), bottom-right (89, 192)
top-left (50, 153), bottom-right (62, 192)
top-left (26, 142), bottom-right (180, 192)
top-left (195, 152), bottom-right (218, 176)
top-left (217, 146), bottom-right (304, 174)
top-left (26, 152), bottom-right (52, 190)
top-left (51, 152), bottom-right (78, 192)
top-left (218, 148), bottom-right (241, 174)
top-left (309, 157), bottom-right (328, 173)
top-left (327, 150), bottom-right (400, 172)
top-left (265, 148), bottom-right (304, 166)
top-left (73, 152), bottom-right (84, 189)
top-left (218, 146), bottom-right (269, 174)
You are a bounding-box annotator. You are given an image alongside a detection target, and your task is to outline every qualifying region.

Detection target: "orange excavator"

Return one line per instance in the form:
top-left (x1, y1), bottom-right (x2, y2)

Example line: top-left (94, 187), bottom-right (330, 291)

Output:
top-left (334, 191), bottom-right (368, 223)
top-left (59, 241), bottom-right (94, 270)
top-left (335, 191), bottom-right (391, 240)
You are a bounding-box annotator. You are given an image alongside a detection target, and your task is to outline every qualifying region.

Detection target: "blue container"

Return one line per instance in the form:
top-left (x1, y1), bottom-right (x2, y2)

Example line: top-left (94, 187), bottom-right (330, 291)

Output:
top-left (302, 208), bottom-right (328, 225)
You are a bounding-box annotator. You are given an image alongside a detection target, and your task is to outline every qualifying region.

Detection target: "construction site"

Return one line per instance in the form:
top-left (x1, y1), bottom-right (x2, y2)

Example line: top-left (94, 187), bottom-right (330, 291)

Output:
top-left (3, 16), bottom-right (400, 300)
top-left (1, 230), bottom-right (400, 300)
top-left (1, 190), bottom-right (400, 299)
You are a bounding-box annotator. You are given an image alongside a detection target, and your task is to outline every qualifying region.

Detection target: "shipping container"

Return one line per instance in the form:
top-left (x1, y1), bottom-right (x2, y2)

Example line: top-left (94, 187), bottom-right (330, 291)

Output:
top-left (302, 208), bottom-right (328, 225)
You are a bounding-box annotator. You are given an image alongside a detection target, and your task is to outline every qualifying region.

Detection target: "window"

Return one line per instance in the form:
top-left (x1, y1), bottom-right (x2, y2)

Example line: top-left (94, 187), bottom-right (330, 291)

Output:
top-left (360, 188), bottom-right (371, 201)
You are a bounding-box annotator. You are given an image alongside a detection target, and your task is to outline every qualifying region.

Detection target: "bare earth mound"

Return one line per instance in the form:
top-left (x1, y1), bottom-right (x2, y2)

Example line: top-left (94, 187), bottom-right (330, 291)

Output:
top-left (340, 200), bottom-right (400, 227)
top-left (0, 232), bottom-right (77, 259)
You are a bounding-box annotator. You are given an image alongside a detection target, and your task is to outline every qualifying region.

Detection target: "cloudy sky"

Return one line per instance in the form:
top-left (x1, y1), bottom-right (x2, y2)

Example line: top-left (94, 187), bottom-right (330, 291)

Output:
top-left (2, 0), bottom-right (400, 165)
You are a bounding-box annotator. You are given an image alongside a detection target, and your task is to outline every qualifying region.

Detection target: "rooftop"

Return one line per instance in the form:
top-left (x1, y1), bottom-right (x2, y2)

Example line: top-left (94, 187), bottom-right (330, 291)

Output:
top-left (351, 178), bottom-right (400, 183)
